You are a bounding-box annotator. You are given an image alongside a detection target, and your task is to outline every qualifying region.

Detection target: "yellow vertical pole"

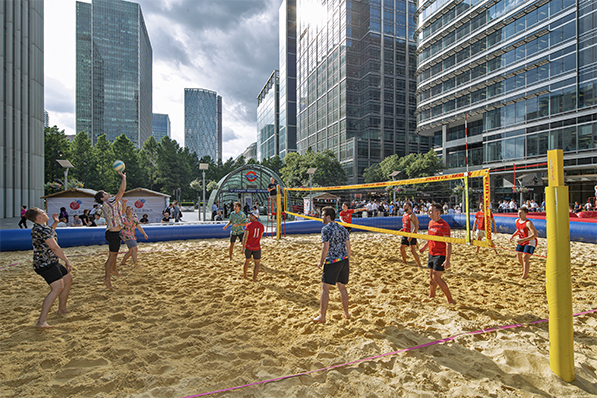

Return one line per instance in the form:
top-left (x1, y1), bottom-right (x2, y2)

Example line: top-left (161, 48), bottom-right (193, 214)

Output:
top-left (276, 185), bottom-right (282, 240)
top-left (464, 172), bottom-right (471, 244)
top-left (545, 149), bottom-right (574, 382)
top-left (483, 170), bottom-right (492, 246)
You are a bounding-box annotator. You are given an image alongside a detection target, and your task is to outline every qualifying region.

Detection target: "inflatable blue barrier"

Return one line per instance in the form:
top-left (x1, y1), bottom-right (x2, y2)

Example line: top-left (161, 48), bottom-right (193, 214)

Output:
top-left (1, 214), bottom-right (594, 252)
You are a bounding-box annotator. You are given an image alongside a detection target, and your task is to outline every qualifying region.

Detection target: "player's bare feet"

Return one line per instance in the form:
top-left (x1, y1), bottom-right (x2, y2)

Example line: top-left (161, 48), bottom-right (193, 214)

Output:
top-left (134, 264), bottom-right (144, 270)
top-left (312, 316), bottom-right (326, 323)
top-left (104, 278), bottom-right (113, 290)
top-left (35, 322), bottom-right (54, 329)
top-left (57, 309), bottom-right (71, 315)
top-left (447, 300), bottom-right (456, 305)
top-left (344, 313), bottom-right (351, 320)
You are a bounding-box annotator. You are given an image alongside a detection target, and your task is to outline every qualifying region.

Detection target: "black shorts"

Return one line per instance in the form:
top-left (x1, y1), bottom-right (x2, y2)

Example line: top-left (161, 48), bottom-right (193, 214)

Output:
top-left (428, 255), bottom-right (446, 272)
top-left (322, 258), bottom-right (349, 285)
top-left (35, 262), bottom-right (68, 285)
top-left (245, 249), bottom-right (261, 259)
top-left (105, 230), bottom-right (121, 253)
top-left (230, 233), bottom-right (244, 243)
top-left (401, 237), bottom-right (418, 246)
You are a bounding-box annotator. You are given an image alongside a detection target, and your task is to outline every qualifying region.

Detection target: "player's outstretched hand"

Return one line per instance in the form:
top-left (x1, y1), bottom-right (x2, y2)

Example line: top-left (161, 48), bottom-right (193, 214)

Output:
top-left (52, 213), bottom-right (59, 223)
top-left (119, 171), bottom-right (126, 178)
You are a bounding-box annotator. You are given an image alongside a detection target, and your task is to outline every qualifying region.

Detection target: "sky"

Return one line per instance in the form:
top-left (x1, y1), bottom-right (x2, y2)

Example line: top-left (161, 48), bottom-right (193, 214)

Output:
top-left (44, 0), bottom-right (282, 160)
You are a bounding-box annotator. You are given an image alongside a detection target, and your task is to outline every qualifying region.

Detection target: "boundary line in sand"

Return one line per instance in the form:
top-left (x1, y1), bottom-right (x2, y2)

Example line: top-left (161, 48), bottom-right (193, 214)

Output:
top-left (180, 309), bottom-right (597, 398)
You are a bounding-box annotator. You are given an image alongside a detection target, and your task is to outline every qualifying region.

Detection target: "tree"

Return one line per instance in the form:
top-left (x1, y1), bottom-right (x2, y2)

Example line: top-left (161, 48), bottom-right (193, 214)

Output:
top-left (139, 136), bottom-right (159, 190)
top-left (112, 134), bottom-right (143, 189)
top-left (363, 163), bottom-right (384, 183)
top-left (92, 134), bottom-right (115, 192)
top-left (280, 149), bottom-right (347, 188)
top-left (261, 155), bottom-right (283, 175)
top-left (69, 132), bottom-right (95, 188)
top-left (44, 126), bottom-right (71, 185)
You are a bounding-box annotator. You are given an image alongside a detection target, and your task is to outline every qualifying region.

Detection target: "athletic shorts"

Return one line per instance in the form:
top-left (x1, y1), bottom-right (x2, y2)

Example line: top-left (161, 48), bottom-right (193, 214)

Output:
top-left (428, 255), bottom-right (446, 272)
top-left (516, 244), bottom-right (535, 254)
top-left (230, 233), bottom-right (244, 243)
top-left (105, 230), bottom-right (121, 253)
top-left (322, 258), bottom-right (349, 285)
top-left (125, 239), bottom-right (138, 249)
top-left (401, 237), bottom-right (418, 246)
top-left (245, 249), bottom-right (261, 259)
top-left (35, 262), bottom-right (68, 285)
top-left (475, 229), bottom-right (485, 239)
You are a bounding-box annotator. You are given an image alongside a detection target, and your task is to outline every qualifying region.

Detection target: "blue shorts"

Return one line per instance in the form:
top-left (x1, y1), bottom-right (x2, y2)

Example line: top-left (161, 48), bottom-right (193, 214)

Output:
top-left (516, 244), bottom-right (535, 254)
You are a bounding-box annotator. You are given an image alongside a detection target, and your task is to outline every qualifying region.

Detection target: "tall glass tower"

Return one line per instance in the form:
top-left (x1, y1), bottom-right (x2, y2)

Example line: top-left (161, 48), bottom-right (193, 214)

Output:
top-left (257, 70), bottom-right (279, 160)
top-left (296, 0), bottom-right (430, 184)
top-left (1, 1), bottom-right (45, 218)
top-left (279, 0), bottom-right (298, 161)
top-left (152, 113), bottom-right (171, 143)
top-left (416, 0), bottom-right (597, 203)
top-left (76, 0), bottom-right (153, 149)
top-left (185, 88), bottom-right (222, 161)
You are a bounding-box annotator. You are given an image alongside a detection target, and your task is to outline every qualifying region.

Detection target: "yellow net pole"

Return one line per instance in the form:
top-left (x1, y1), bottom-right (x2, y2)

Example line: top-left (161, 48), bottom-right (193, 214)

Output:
top-left (545, 149), bottom-right (574, 382)
top-left (276, 185), bottom-right (281, 240)
top-left (464, 172), bottom-right (471, 245)
top-left (483, 171), bottom-right (492, 246)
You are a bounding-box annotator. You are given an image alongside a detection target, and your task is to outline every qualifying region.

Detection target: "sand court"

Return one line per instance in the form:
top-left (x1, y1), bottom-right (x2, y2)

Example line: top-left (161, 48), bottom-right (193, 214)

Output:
top-left (1, 232), bottom-right (597, 397)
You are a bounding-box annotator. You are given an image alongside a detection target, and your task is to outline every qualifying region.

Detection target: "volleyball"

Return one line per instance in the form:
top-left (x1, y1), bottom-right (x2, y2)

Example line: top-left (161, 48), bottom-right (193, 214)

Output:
top-left (113, 160), bottom-right (125, 172)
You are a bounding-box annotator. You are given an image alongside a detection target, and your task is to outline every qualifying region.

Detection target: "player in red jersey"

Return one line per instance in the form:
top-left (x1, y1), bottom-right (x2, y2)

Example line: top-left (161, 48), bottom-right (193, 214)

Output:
top-left (472, 202), bottom-right (498, 254)
top-left (400, 203), bottom-right (422, 267)
top-left (242, 210), bottom-right (265, 282)
top-left (419, 203), bottom-right (455, 304)
top-left (339, 202), bottom-right (366, 233)
top-left (509, 207), bottom-right (538, 279)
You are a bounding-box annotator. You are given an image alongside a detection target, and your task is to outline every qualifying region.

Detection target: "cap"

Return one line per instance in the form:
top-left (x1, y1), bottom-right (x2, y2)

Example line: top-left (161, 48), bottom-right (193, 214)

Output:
top-left (251, 210), bottom-right (260, 218)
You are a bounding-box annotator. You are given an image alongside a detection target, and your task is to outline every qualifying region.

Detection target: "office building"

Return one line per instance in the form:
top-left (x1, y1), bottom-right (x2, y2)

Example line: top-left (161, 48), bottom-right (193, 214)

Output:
top-left (44, 110), bottom-right (49, 128)
top-left (415, 0), bottom-right (597, 202)
top-left (152, 113), bottom-right (171, 143)
top-left (236, 142), bottom-right (258, 163)
top-left (185, 88), bottom-right (222, 161)
top-left (297, 0), bottom-right (431, 184)
top-left (279, 0), bottom-right (298, 160)
top-left (76, 0), bottom-right (152, 148)
top-left (257, 70), bottom-right (279, 160)
top-left (1, 1), bottom-right (45, 219)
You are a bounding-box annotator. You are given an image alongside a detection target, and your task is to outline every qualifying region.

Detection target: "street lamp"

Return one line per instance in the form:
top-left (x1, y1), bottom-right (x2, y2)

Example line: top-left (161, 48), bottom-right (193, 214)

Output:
top-left (390, 170), bottom-right (401, 205)
top-left (56, 159), bottom-right (74, 191)
top-left (199, 163), bottom-right (209, 221)
top-left (307, 167), bottom-right (317, 216)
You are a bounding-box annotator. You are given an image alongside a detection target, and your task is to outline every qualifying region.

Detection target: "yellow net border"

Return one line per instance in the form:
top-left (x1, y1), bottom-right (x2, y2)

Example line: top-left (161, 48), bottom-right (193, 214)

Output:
top-left (283, 169), bottom-right (493, 248)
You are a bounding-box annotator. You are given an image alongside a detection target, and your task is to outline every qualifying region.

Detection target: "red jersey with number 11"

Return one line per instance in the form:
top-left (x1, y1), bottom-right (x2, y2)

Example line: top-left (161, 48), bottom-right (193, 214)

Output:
top-left (244, 221), bottom-right (264, 251)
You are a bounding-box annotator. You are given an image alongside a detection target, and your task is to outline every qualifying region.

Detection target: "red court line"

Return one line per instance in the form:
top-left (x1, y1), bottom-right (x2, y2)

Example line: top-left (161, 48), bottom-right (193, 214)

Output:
top-left (180, 308), bottom-right (597, 398)
top-left (492, 244), bottom-right (547, 259)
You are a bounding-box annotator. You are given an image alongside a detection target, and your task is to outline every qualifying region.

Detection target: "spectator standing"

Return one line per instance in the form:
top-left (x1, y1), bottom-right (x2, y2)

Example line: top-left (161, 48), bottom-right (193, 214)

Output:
top-left (59, 207), bottom-right (69, 223)
top-left (211, 202), bottom-right (218, 220)
top-left (18, 205), bottom-right (28, 228)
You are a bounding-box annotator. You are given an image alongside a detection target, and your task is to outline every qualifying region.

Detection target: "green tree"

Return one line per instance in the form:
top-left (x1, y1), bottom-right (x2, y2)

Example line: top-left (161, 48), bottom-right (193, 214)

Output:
top-left (68, 131), bottom-right (95, 188)
top-left (280, 149), bottom-right (347, 188)
top-left (92, 134), bottom-right (115, 192)
top-left (44, 126), bottom-right (71, 184)
top-left (112, 134), bottom-right (143, 189)
top-left (261, 155), bottom-right (283, 175)
top-left (139, 136), bottom-right (159, 190)
top-left (363, 163), bottom-right (384, 183)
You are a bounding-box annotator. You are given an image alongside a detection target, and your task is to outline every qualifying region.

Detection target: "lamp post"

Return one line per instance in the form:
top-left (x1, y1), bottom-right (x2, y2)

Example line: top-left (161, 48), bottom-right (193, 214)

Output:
top-left (199, 163), bottom-right (209, 221)
top-left (390, 170), bottom-right (401, 205)
top-left (56, 159), bottom-right (74, 191)
top-left (307, 167), bottom-right (317, 216)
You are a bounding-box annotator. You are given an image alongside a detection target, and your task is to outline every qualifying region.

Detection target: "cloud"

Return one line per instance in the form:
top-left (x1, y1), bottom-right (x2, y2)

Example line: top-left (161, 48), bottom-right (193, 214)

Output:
top-left (222, 127), bottom-right (239, 143)
top-left (44, 76), bottom-right (75, 114)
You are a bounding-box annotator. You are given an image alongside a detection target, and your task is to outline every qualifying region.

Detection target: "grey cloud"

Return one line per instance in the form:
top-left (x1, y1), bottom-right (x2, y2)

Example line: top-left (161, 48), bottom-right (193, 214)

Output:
top-left (222, 126), bottom-right (239, 143)
top-left (45, 76), bottom-right (74, 114)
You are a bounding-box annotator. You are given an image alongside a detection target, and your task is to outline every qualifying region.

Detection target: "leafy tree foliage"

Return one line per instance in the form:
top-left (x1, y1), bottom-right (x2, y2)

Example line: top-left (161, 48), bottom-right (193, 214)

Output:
top-left (280, 149), bottom-right (347, 188)
top-left (44, 126), bottom-right (71, 184)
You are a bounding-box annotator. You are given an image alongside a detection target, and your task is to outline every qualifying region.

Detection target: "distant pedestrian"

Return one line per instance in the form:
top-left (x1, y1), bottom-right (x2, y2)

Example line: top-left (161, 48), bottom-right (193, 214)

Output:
top-left (18, 205), bottom-right (28, 228)
top-left (59, 207), bottom-right (69, 223)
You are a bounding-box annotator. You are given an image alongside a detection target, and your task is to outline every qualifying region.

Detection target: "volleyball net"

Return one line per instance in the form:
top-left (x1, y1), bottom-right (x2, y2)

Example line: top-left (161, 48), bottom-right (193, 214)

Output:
top-left (283, 169), bottom-right (493, 248)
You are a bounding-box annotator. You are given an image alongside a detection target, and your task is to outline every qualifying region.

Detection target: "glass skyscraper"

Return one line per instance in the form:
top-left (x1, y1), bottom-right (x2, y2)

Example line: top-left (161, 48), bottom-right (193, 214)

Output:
top-left (185, 88), bottom-right (222, 161)
top-left (152, 113), bottom-right (171, 143)
top-left (76, 0), bottom-right (153, 149)
top-left (257, 70), bottom-right (280, 160)
top-left (279, 0), bottom-right (298, 160)
top-left (1, 1), bottom-right (45, 218)
top-left (296, 0), bottom-right (430, 184)
top-left (416, 0), bottom-right (597, 202)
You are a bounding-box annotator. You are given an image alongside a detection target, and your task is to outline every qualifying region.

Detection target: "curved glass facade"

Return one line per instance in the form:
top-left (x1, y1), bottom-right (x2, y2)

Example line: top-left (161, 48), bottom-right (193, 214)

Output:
top-left (207, 164), bottom-right (285, 213)
top-left (185, 88), bottom-right (222, 160)
top-left (257, 71), bottom-right (280, 160)
top-left (415, 0), bottom-right (597, 202)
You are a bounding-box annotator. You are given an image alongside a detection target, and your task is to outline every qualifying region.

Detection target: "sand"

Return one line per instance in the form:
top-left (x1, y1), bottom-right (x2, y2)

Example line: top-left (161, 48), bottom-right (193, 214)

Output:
top-left (1, 231), bottom-right (596, 398)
